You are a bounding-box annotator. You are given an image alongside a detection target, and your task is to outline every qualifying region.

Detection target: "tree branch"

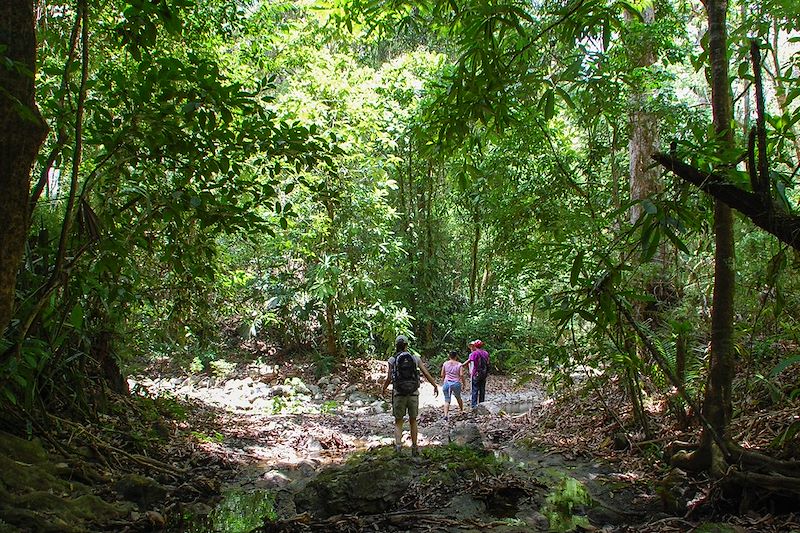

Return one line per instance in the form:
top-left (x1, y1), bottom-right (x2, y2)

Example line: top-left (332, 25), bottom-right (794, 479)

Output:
top-left (652, 152), bottom-right (800, 251)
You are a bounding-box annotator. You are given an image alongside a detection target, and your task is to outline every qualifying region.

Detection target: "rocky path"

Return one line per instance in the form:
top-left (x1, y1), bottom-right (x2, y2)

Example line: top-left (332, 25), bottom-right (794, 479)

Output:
top-left (130, 364), bottom-right (675, 532)
top-left (129, 363), bottom-right (576, 531)
top-left (130, 361), bottom-right (546, 474)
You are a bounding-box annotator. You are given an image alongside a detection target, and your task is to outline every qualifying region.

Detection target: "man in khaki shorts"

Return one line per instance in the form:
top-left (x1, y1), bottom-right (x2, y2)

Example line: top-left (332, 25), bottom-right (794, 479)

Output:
top-left (382, 335), bottom-right (438, 456)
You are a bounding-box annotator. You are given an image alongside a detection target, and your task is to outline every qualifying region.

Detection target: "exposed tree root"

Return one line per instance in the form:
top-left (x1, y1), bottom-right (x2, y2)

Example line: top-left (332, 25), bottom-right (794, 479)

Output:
top-left (669, 438), bottom-right (800, 504)
top-left (729, 443), bottom-right (800, 478)
top-left (49, 414), bottom-right (185, 477)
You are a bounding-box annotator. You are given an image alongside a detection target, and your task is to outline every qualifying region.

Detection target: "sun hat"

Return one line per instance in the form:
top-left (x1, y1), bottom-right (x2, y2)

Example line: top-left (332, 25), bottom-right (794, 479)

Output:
top-left (395, 335), bottom-right (408, 346)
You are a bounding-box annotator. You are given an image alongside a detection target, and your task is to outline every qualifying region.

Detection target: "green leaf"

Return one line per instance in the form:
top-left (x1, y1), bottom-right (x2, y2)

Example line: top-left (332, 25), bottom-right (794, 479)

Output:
top-left (770, 354), bottom-right (800, 378)
top-left (772, 420), bottom-right (800, 448)
top-left (550, 307), bottom-right (575, 322)
top-left (3, 388), bottom-right (17, 405)
top-left (570, 251), bottom-right (584, 287)
top-left (542, 89), bottom-right (555, 121)
top-left (70, 303), bottom-right (84, 330)
top-left (664, 226), bottom-right (689, 254)
top-left (642, 226), bottom-right (660, 262)
top-left (737, 61), bottom-right (749, 78)
top-left (555, 87), bottom-right (575, 110)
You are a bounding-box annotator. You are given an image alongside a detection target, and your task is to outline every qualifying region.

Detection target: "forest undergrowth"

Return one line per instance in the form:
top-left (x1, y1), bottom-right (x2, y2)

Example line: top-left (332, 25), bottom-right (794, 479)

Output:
top-left (517, 361), bottom-right (800, 532)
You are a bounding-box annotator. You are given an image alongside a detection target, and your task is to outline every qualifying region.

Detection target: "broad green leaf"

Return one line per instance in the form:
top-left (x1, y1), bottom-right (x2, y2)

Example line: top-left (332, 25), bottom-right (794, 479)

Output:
top-left (570, 251), bottom-right (584, 287)
top-left (770, 355), bottom-right (800, 378)
top-left (70, 303), bottom-right (84, 330)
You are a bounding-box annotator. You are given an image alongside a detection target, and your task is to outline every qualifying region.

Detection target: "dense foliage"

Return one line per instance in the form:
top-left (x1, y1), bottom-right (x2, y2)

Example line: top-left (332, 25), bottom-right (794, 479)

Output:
top-left (2, 0), bottom-right (800, 471)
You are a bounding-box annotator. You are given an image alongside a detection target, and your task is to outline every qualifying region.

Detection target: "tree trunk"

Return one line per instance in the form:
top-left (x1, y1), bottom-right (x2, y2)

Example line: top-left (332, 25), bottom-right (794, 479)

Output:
top-left (627, 5), bottom-right (661, 226)
top-left (469, 220), bottom-right (480, 306)
top-left (325, 301), bottom-right (337, 361)
top-left (323, 198), bottom-right (339, 363)
top-left (0, 1), bottom-right (48, 333)
top-left (672, 0), bottom-right (736, 473)
top-left (702, 198), bottom-right (735, 460)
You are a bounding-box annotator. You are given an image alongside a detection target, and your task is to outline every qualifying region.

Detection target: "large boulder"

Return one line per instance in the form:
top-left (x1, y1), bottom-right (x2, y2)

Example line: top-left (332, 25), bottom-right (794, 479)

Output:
top-left (293, 454), bottom-right (413, 518)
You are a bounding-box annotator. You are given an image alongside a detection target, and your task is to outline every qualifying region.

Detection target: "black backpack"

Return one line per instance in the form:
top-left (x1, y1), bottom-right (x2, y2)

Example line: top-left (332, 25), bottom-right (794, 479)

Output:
top-left (393, 351), bottom-right (420, 395)
top-left (475, 353), bottom-right (488, 381)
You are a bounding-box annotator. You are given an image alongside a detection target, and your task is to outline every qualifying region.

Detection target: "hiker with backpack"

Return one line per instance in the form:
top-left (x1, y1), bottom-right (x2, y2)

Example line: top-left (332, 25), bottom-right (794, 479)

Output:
top-left (463, 339), bottom-right (489, 409)
top-left (441, 350), bottom-right (465, 420)
top-left (381, 335), bottom-right (439, 456)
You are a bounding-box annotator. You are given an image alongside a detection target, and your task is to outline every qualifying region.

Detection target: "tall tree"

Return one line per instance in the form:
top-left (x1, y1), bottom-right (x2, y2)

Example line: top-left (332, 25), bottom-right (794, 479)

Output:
top-left (701, 0), bottom-right (736, 473)
top-left (626, 4), bottom-right (661, 226)
top-left (0, 1), bottom-right (48, 333)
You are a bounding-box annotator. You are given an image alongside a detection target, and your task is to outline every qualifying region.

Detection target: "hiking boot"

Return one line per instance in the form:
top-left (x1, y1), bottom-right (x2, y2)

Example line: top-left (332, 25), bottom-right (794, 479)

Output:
top-left (411, 446), bottom-right (419, 457)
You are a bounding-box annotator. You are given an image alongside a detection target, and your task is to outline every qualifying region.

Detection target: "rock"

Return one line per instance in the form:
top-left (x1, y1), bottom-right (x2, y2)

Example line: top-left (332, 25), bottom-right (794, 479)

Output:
top-left (348, 391), bottom-right (372, 404)
top-left (613, 432), bottom-right (630, 451)
top-left (474, 401), bottom-right (502, 416)
top-left (259, 471), bottom-right (292, 489)
top-left (145, 510), bottom-right (166, 528)
top-left (306, 439), bottom-right (323, 451)
top-left (369, 401), bottom-right (387, 414)
top-left (269, 385), bottom-right (293, 397)
top-left (523, 511), bottom-right (550, 530)
top-left (442, 493), bottom-right (485, 519)
top-left (113, 474), bottom-right (167, 509)
top-left (449, 422), bottom-right (484, 450)
top-left (292, 380), bottom-right (312, 395)
top-left (587, 504), bottom-right (627, 526)
top-left (248, 392), bottom-right (266, 404)
top-left (294, 456), bottom-right (412, 518)
top-left (185, 501), bottom-right (213, 516)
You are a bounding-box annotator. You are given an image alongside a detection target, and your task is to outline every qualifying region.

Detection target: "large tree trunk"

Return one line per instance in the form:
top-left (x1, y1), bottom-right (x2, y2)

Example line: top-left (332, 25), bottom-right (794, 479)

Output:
top-left (627, 5), bottom-right (661, 226)
top-left (703, 0), bottom-right (736, 461)
top-left (0, 1), bottom-right (48, 333)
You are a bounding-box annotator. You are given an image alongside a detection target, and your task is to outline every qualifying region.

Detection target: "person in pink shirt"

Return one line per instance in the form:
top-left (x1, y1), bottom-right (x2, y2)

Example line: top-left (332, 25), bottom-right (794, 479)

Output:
top-left (440, 350), bottom-right (465, 420)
